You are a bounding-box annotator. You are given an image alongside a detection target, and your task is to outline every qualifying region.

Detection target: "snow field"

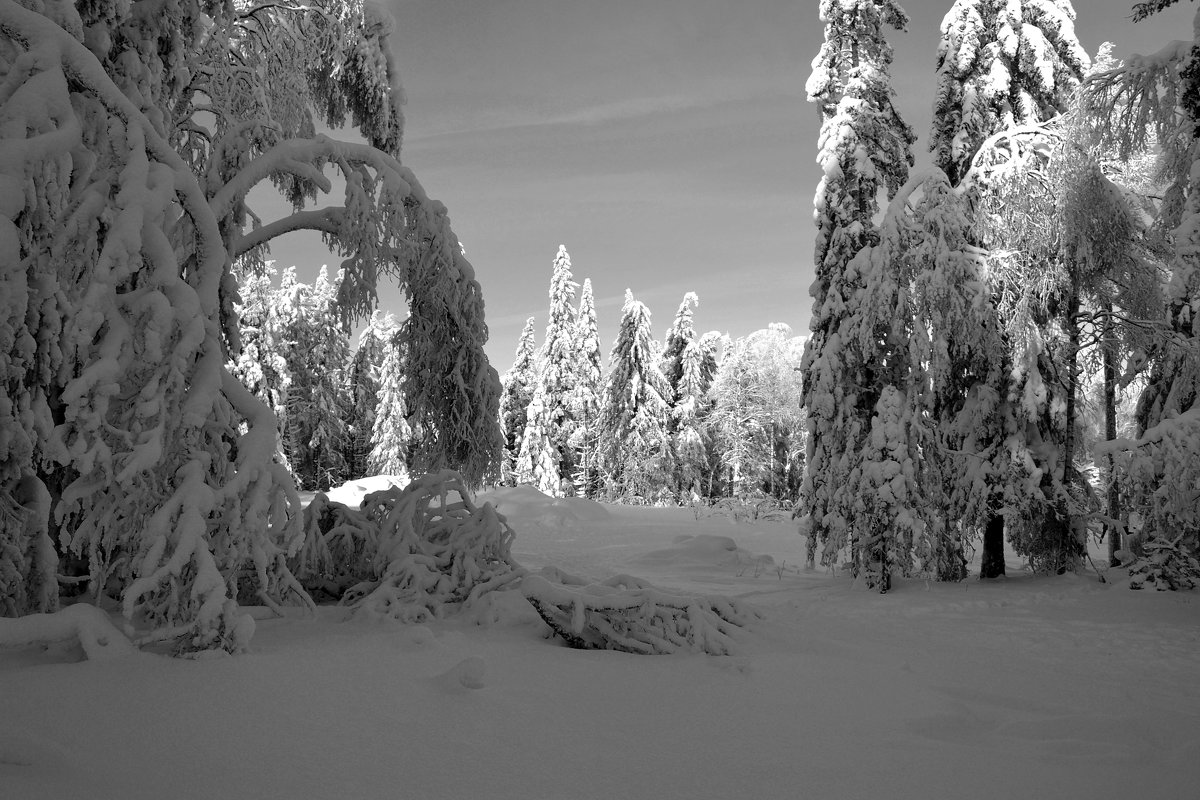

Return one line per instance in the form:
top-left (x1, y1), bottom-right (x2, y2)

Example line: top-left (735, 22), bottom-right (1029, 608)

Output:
top-left (2, 485), bottom-right (1198, 799)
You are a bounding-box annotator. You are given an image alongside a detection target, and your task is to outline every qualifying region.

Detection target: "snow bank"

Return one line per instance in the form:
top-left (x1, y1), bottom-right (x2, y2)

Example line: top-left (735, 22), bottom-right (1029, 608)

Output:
top-left (477, 485), bottom-right (611, 526)
top-left (0, 604), bottom-right (135, 661)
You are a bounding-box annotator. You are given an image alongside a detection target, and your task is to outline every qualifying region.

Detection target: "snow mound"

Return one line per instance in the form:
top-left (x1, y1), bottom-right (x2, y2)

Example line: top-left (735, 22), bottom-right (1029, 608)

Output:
top-left (632, 534), bottom-right (775, 571)
top-left (323, 475), bottom-right (409, 509)
top-left (434, 656), bottom-right (487, 691)
top-left (478, 485), bottom-right (611, 526)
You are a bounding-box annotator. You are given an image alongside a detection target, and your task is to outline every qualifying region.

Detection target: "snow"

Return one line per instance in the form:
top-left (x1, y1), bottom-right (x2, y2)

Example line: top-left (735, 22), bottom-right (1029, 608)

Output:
top-left (2, 483), bottom-right (1198, 798)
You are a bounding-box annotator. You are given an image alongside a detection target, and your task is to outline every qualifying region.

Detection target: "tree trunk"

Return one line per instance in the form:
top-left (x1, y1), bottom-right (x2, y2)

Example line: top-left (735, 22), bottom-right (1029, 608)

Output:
top-left (980, 515), bottom-right (1006, 579)
top-left (1102, 302), bottom-right (1121, 566)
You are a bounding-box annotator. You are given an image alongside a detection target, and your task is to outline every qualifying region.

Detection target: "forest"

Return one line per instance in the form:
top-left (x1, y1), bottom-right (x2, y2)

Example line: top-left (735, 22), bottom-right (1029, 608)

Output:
top-left (0, 0), bottom-right (1198, 661)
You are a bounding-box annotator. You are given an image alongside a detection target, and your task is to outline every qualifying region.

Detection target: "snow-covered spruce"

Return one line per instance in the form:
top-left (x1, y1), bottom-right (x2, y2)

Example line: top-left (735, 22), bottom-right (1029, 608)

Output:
top-left (522, 569), bottom-right (759, 656)
top-left (568, 279), bottom-right (604, 497)
top-left (801, 0), bottom-right (915, 571)
top-left (499, 317), bottom-right (539, 483)
top-left (1128, 533), bottom-right (1200, 591)
top-left (598, 291), bottom-right (673, 502)
top-left (334, 472), bottom-right (525, 622)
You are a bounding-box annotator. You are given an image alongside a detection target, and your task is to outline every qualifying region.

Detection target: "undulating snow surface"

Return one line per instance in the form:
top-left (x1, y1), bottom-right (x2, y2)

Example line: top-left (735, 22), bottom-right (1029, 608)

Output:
top-left (3, 485), bottom-right (1198, 799)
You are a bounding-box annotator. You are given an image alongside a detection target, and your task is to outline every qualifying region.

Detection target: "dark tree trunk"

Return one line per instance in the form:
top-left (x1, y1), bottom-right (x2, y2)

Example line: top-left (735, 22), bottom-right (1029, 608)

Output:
top-left (980, 514), bottom-right (1006, 579)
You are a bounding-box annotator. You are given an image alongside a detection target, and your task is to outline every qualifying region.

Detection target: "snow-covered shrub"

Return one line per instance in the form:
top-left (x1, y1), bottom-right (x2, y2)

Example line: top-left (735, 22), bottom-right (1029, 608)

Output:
top-left (522, 570), bottom-right (759, 655)
top-left (1128, 536), bottom-right (1200, 591)
top-left (293, 494), bottom-right (381, 601)
top-left (339, 472), bottom-right (525, 621)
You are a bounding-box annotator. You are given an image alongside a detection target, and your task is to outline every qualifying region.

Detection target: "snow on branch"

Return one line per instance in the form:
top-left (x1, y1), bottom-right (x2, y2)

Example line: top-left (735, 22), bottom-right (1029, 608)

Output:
top-left (522, 570), bottom-right (760, 656)
top-left (295, 471), bottom-right (525, 621)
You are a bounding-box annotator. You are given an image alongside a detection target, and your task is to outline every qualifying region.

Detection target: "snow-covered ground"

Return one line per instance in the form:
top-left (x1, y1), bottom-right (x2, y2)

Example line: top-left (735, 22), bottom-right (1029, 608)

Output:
top-left (3, 483), bottom-right (1198, 799)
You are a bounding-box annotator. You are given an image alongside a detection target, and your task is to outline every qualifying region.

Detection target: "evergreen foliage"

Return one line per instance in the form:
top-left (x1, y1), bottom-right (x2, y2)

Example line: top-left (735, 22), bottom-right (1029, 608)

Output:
top-left (599, 292), bottom-right (673, 502)
top-left (569, 280), bottom-right (605, 497)
top-left (499, 317), bottom-right (539, 483)
top-left (369, 332), bottom-right (412, 479)
top-left (535, 245), bottom-right (581, 490)
top-left (800, 0), bottom-right (916, 569)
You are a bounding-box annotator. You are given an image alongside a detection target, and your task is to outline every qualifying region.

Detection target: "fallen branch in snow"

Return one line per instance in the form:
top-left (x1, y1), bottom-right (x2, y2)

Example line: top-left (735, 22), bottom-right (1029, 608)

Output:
top-left (522, 571), bottom-right (760, 656)
top-left (0, 604), bottom-right (135, 660)
top-left (323, 472), bottom-right (525, 621)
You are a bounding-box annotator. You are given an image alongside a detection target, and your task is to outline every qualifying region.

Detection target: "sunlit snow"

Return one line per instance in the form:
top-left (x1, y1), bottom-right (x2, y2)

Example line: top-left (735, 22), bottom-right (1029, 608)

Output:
top-left (2, 483), bottom-right (1196, 799)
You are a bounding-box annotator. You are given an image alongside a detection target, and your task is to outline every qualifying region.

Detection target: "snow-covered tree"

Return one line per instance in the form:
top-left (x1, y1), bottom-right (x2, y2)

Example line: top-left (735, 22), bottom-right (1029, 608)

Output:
top-left (673, 331), bottom-right (722, 500)
top-left (930, 0), bottom-right (1090, 186)
top-left (276, 266), bottom-right (352, 491)
top-left (660, 292), bottom-right (700, 399)
top-left (1083, 3), bottom-right (1200, 580)
top-left (534, 245), bottom-right (581, 489)
top-left (345, 311), bottom-right (397, 480)
top-left (711, 326), bottom-right (805, 504)
top-left (514, 391), bottom-right (562, 495)
top-left (799, 0), bottom-right (915, 568)
top-left (926, 0), bottom-right (1089, 578)
top-left (0, 0), bottom-right (499, 649)
top-left (370, 332), bottom-right (411, 479)
top-left (598, 291), bottom-right (673, 502)
top-left (499, 317), bottom-right (538, 482)
top-left (569, 280), bottom-right (604, 496)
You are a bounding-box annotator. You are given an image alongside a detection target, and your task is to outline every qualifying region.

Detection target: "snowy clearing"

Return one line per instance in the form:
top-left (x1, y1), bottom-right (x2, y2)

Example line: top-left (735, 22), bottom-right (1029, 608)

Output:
top-left (3, 485), bottom-right (1198, 799)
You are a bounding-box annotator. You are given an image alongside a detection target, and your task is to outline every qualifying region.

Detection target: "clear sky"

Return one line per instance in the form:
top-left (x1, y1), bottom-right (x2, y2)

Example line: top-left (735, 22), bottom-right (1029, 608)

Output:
top-left (266, 0), bottom-right (1198, 369)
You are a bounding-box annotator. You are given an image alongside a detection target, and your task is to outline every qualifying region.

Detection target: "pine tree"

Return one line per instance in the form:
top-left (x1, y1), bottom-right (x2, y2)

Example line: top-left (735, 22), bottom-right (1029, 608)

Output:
top-left (345, 312), bottom-right (397, 480)
top-left (598, 291), bottom-right (673, 502)
top-left (370, 334), bottom-right (411, 479)
top-left (799, 0), bottom-right (915, 570)
top-left (674, 331), bottom-right (722, 501)
top-left (569, 280), bottom-right (605, 497)
top-left (499, 317), bottom-right (539, 483)
top-left (659, 292), bottom-right (702, 499)
top-left (515, 391), bottom-right (562, 495)
top-left (535, 245), bottom-right (581, 489)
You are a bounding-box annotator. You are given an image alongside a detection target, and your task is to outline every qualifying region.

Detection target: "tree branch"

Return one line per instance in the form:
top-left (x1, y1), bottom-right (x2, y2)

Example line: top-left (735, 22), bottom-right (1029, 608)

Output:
top-left (233, 206), bottom-right (346, 257)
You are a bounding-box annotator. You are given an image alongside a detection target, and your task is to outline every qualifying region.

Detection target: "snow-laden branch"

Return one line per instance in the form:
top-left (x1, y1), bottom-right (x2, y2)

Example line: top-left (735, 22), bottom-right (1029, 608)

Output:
top-left (208, 133), bottom-right (411, 221)
top-left (234, 207), bottom-right (345, 257)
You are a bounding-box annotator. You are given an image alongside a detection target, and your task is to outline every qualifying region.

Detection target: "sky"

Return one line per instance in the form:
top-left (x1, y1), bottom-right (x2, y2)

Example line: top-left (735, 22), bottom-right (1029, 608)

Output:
top-left (265, 0), bottom-right (1199, 369)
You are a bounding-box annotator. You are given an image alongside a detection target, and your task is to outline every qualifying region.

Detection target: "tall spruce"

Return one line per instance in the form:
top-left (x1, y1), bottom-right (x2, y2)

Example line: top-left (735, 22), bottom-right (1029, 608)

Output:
top-left (799, 0), bottom-right (915, 571)
top-left (369, 333), bottom-right (411, 478)
top-left (535, 245), bottom-right (581, 490)
top-left (660, 292), bottom-right (701, 498)
top-left (345, 312), bottom-right (397, 480)
top-left (599, 291), bottom-right (673, 502)
top-left (569, 280), bottom-right (605, 497)
top-left (499, 317), bottom-right (539, 483)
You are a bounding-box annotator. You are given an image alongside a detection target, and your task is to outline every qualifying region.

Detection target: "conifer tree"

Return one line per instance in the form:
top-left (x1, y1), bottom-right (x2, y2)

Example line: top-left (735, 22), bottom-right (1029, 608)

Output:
top-left (930, 0), bottom-right (1090, 186)
top-left (275, 267), bottom-right (352, 491)
top-left (929, 0), bottom-right (1088, 577)
top-left (799, 0), bottom-right (915, 569)
top-left (659, 292), bottom-right (702, 499)
top-left (599, 291), bottom-right (673, 501)
top-left (345, 312), bottom-right (397, 480)
top-left (674, 331), bottom-right (722, 500)
top-left (536, 245), bottom-right (581, 485)
top-left (569, 280), bottom-right (605, 497)
top-left (499, 317), bottom-right (539, 483)
top-left (370, 334), bottom-right (411, 479)
top-left (514, 391), bottom-right (562, 495)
